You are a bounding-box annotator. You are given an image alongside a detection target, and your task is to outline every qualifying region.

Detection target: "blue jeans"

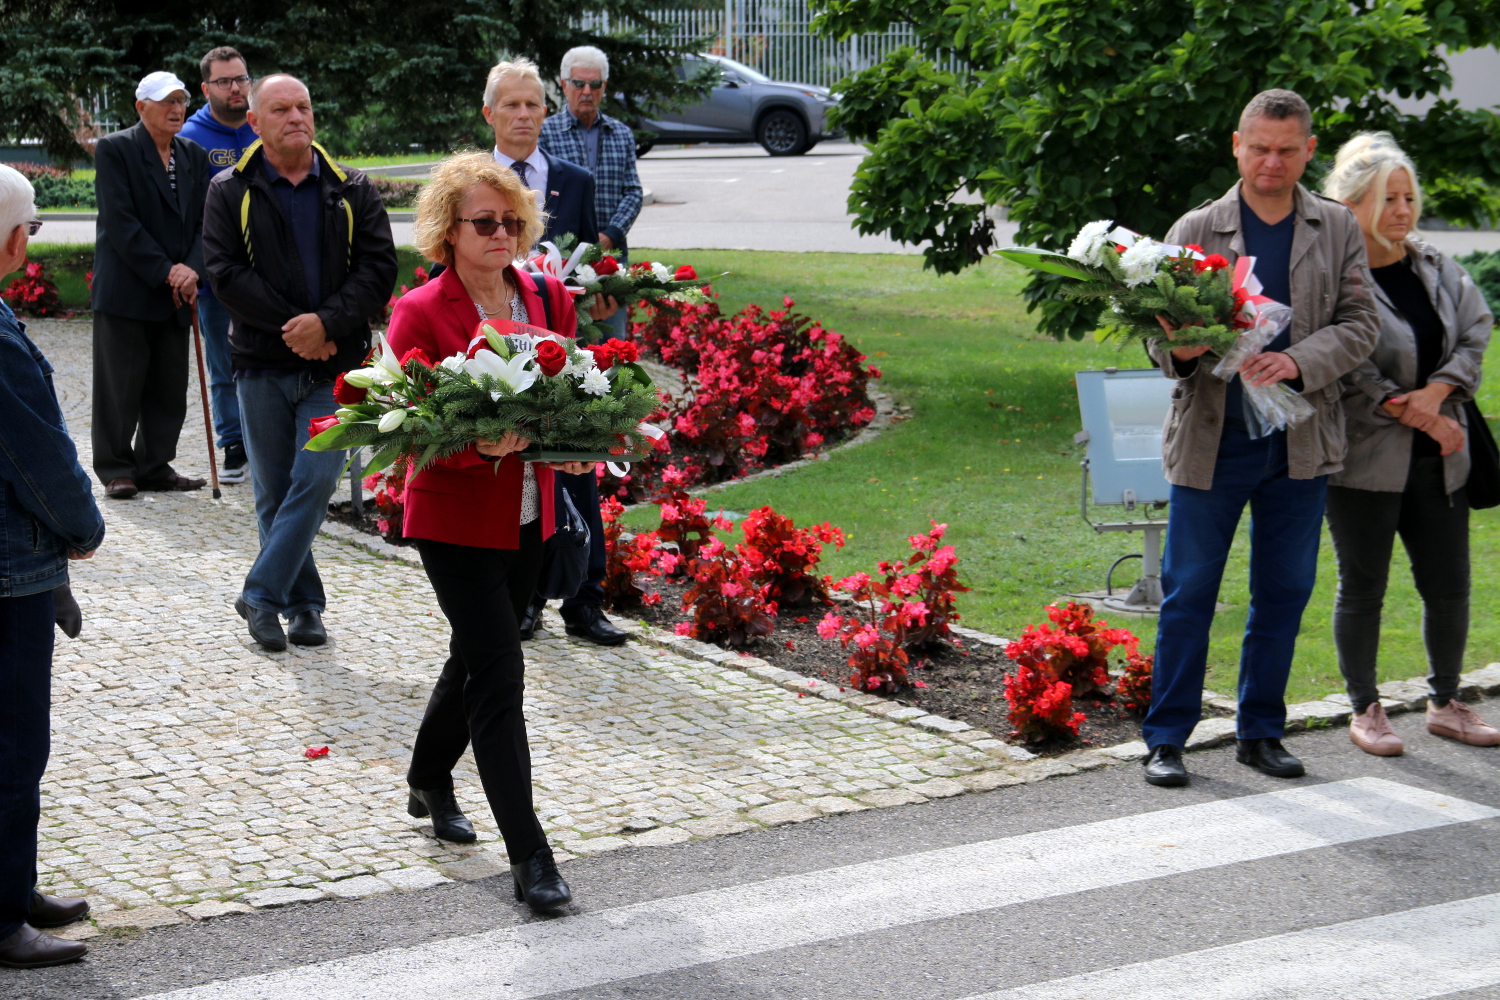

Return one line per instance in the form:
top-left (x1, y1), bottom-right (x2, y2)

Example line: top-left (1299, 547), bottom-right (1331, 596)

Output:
top-left (0, 590), bottom-right (54, 943)
top-left (197, 296), bottom-right (242, 450)
top-left (1142, 427), bottom-right (1327, 749)
top-left (236, 372), bottom-right (345, 616)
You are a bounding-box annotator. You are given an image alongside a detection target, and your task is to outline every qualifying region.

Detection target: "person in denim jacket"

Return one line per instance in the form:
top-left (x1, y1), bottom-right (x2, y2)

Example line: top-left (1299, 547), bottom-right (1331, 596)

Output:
top-left (0, 165), bottom-right (106, 969)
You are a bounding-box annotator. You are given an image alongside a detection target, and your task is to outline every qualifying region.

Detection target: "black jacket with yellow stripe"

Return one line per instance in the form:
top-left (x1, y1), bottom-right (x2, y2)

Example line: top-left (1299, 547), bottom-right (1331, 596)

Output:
top-left (202, 140), bottom-right (397, 378)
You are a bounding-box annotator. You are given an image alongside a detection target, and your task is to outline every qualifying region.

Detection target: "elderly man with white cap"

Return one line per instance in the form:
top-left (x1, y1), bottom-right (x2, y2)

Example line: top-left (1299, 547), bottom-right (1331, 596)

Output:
top-left (89, 70), bottom-right (212, 499)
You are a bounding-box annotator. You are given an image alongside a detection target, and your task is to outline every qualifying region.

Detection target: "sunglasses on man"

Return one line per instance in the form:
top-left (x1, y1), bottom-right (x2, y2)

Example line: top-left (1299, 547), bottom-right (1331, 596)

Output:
top-left (565, 79), bottom-right (605, 91)
top-left (26, 220), bottom-right (42, 237)
top-left (457, 216), bottom-right (525, 237)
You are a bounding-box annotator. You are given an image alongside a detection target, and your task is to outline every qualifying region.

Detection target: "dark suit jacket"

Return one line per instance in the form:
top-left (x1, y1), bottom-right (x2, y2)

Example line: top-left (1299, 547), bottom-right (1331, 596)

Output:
top-left (540, 150), bottom-right (598, 247)
top-left (91, 122), bottom-right (211, 324)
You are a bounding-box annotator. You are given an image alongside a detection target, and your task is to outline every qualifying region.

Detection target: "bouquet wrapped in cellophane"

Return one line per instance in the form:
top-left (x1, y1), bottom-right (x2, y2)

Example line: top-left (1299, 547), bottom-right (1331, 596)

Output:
top-left (524, 236), bottom-right (723, 342)
top-left (304, 319), bottom-right (667, 476)
top-left (995, 220), bottom-right (1313, 432)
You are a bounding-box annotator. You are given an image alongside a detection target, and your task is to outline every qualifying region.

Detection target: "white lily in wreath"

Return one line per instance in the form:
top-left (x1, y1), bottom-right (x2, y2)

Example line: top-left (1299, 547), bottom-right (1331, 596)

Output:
top-left (465, 348), bottom-right (538, 396)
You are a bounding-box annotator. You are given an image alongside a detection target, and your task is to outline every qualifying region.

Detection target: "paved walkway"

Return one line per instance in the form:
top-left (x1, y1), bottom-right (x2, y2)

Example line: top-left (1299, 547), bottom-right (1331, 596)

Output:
top-left (29, 317), bottom-right (1023, 924)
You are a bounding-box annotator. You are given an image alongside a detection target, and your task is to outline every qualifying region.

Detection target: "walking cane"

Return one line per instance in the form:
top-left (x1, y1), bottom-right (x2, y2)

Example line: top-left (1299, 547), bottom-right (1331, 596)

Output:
top-left (190, 307), bottom-right (222, 499)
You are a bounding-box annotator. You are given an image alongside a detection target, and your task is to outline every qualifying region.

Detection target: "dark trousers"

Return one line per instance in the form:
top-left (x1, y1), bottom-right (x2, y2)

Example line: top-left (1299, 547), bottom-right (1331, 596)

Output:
top-left (409, 524), bottom-right (546, 863)
top-left (91, 311), bottom-right (188, 485)
top-left (557, 470), bottom-right (606, 613)
top-left (1326, 454), bottom-right (1469, 714)
top-left (1142, 427), bottom-right (1328, 749)
top-left (0, 591), bottom-right (55, 943)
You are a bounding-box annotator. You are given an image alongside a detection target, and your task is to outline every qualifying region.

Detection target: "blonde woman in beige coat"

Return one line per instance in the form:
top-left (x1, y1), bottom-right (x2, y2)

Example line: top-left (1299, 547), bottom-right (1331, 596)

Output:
top-left (1322, 133), bottom-right (1497, 756)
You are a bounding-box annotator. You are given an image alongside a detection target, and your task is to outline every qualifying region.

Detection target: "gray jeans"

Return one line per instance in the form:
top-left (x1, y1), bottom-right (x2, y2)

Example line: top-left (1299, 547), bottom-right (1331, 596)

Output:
top-left (1325, 455), bottom-right (1470, 713)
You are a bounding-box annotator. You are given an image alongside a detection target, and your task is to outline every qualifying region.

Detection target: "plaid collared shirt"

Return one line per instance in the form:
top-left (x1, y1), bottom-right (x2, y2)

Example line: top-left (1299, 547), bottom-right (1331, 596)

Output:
top-left (539, 107), bottom-right (643, 249)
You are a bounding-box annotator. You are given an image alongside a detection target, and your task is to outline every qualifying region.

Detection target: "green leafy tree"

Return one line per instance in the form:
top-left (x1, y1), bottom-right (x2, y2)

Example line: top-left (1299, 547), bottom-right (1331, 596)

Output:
top-left (2, 0), bottom-right (707, 161)
top-left (817, 0), bottom-right (1500, 338)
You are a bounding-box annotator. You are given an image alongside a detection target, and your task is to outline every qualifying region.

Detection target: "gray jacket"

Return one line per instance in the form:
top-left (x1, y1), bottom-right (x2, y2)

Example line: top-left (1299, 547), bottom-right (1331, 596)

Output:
top-left (1329, 241), bottom-right (1492, 494)
top-left (1146, 183), bottom-right (1380, 488)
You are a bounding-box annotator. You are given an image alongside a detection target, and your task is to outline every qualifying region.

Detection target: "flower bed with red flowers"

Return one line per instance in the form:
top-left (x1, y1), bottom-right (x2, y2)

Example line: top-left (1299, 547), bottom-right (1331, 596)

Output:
top-left (2, 260), bottom-right (65, 317)
top-left (607, 502), bottom-right (1184, 754)
top-left (601, 291), bottom-right (880, 501)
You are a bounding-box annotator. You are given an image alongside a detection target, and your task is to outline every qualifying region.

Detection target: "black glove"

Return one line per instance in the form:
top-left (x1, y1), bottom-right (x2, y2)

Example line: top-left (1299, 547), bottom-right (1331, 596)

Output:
top-left (53, 583), bottom-right (82, 639)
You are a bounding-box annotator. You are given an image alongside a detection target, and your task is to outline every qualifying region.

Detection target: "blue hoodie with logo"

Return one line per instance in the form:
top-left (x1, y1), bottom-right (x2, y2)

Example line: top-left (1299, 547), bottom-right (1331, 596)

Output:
top-left (180, 105), bottom-right (258, 298)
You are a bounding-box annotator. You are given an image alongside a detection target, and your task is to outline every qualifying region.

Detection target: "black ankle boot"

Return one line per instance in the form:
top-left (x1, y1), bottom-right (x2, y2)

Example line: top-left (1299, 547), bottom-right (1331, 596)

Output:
top-left (407, 786), bottom-right (477, 843)
top-left (511, 846), bottom-right (572, 912)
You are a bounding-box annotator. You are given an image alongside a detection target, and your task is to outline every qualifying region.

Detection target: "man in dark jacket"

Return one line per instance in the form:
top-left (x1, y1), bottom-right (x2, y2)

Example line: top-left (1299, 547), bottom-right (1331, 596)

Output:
top-left (0, 166), bottom-right (104, 969)
top-left (203, 74), bottom-right (396, 652)
top-left (91, 71), bottom-right (212, 498)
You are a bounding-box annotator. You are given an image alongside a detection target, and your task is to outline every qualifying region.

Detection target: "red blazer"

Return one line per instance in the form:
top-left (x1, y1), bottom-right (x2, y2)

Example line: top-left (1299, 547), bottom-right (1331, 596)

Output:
top-left (386, 264), bottom-right (578, 550)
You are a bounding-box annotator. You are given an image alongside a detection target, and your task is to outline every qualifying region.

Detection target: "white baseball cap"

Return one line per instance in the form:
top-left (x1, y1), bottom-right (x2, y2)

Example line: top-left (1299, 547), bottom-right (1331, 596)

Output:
top-left (136, 71), bottom-right (189, 102)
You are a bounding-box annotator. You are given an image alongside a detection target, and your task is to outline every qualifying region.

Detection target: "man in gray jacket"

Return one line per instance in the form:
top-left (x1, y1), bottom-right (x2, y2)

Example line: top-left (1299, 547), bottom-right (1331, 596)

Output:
top-left (1139, 90), bottom-right (1380, 787)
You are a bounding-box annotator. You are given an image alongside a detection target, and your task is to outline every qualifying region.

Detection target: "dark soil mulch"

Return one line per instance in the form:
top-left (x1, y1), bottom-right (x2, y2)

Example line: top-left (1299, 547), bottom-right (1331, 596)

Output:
top-left (620, 579), bottom-right (1171, 756)
top-left (326, 500), bottom-right (414, 546)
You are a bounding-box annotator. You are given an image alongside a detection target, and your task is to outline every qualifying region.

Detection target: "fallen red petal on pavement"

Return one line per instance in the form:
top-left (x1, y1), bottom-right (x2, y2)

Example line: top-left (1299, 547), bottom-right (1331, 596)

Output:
top-left (304, 746), bottom-right (330, 759)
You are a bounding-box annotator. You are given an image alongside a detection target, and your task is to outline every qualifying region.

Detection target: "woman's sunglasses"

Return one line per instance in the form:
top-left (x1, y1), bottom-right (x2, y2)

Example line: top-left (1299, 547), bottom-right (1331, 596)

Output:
top-left (457, 216), bottom-right (524, 238)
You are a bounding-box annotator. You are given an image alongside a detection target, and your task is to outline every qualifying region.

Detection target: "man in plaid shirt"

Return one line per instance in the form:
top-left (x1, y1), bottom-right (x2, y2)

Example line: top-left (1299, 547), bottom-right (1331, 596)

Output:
top-left (539, 46), bottom-right (643, 338)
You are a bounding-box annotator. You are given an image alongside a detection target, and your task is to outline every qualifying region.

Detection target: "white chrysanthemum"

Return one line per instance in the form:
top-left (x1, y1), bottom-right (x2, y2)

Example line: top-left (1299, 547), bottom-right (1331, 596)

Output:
top-left (561, 347), bottom-right (595, 377)
top-left (580, 367), bottom-right (611, 396)
top-left (440, 352), bottom-right (467, 373)
top-left (1067, 219), bottom-right (1115, 266)
top-left (650, 262), bottom-right (673, 283)
top-left (1118, 239), bottom-right (1170, 287)
top-left (574, 264), bottom-right (598, 284)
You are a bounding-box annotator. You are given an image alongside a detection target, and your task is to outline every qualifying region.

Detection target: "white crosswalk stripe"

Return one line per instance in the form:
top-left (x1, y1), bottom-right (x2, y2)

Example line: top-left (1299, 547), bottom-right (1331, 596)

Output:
top-left (133, 778), bottom-right (1495, 1000)
top-left (964, 891), bottom-right (1500, 1000)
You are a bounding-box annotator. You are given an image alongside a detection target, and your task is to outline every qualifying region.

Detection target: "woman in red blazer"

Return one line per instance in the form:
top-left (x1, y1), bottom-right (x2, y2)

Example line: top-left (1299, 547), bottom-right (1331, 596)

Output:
top-left (386, 152), bottom-right (587, 912)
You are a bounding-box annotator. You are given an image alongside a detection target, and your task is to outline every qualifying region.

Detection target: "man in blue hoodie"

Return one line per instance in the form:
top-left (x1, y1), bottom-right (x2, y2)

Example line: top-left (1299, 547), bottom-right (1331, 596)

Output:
top-left (179, 46), bottom-right (257, 484)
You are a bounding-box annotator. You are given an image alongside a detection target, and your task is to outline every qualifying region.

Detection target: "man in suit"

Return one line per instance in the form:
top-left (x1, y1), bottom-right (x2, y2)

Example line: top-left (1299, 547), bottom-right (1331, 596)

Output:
top-left (90, 71), bottom-right (212, 498)
top-left (484, 59), bottom-right (629, 648)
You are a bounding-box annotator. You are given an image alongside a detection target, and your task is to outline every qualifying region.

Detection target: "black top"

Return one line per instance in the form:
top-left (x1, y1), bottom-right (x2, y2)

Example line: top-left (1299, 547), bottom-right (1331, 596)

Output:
top-left (1372, 256), bottom-right (1445, 458)
top-left (1223, 202), bottom-right (1296, 434)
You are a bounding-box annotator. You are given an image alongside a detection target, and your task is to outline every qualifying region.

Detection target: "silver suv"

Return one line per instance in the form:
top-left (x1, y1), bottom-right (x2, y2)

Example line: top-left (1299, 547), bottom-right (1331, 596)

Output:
top-left (640, 53), bottom-right (841, 156)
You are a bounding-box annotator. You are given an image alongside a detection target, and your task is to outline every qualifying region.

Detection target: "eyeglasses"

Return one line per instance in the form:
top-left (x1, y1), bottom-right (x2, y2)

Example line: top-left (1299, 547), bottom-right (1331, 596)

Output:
top-left (208, 75), bottom-right (252, 90)
top-left (457, 217), bottom-right (525, 237)
top-left (565, 79), bottom-right (605, 91)
top-left (26, 220), bottom-right (42, 236)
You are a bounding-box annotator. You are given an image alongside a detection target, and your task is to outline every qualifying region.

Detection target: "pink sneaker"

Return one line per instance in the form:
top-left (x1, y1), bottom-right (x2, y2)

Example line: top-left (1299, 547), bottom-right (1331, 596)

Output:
top-left (1426, 699), bottom-right (1500, 747)
top-left (1349, 703), bottom-right (1404, 756)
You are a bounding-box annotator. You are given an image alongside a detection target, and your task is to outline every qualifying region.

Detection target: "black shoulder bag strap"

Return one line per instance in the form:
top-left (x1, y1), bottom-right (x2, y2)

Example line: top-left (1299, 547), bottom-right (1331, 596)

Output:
top-left (530, 271), bottom-right (554, 330)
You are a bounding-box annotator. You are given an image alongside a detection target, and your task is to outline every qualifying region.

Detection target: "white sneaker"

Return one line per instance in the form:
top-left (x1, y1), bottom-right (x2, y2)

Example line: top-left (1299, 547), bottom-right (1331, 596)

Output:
top-left (219, 445), bottom-right (248, 484)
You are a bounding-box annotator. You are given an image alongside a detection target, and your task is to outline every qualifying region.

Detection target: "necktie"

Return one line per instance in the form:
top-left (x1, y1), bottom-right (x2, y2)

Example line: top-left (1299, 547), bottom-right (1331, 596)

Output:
top-left (512, 160), bottom-right (529, 187)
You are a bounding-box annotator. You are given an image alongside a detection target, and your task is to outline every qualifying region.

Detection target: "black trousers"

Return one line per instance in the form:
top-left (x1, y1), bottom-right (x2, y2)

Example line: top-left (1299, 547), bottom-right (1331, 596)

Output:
top-left (91, 311), bottom-right (188, 485)
top-left (0, 591), bottom-right (54, 943)
top-left (409, 523), bottom-right (546, 862)
top-left (1326, 454), bottom-right (1470, 714)
top-left (556, 470), bottom-right (607, 612)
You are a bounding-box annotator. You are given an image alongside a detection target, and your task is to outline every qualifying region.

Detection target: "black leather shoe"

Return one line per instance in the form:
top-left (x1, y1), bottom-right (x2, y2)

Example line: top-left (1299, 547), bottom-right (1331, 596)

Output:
top-left (407, 786), bottom-right (477, 843)
top-left (28, 893), bottom-right (88, 929)
top-left (1236, 737), bottom-right (1305, 778)
top-left (518, 597), bottom-right (545, 641)
top-left (562, 605), bottom-right (628, 647)
top-left (236, 598), bottom-right (287, 652)
top-left (1143, 744), bottom-right (1189, 786)
top-left (511, 846), bottom-right (572, 912)
top-left (287, 608), bottom-right (327, 646)
top-left (0, 924), bottom-right (87, 968)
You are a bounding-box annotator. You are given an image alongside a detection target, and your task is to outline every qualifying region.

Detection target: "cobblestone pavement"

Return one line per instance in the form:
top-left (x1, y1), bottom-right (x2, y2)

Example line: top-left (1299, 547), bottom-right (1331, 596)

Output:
top-left (27, 318), bottom-right (1028, 932)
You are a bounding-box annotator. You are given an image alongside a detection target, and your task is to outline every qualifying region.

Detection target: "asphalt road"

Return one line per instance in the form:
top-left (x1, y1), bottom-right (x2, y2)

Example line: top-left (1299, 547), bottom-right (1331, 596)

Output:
top-left (35, 142), bottom-right (1500, 258)
top-left (11, 696), bottom-right (1500, 1000)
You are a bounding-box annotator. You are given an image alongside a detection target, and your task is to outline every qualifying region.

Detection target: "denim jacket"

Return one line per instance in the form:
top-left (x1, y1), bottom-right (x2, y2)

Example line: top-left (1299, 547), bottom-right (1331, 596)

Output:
top-left (0, 301), bottom-right (104, 596)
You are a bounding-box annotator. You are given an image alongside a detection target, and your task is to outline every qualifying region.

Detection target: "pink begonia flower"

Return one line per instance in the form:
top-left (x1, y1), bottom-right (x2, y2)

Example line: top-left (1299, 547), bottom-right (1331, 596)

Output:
top-left (674, 622), bottom-right (693, 635)
top-left (817, 613), bottom-right (843, 640)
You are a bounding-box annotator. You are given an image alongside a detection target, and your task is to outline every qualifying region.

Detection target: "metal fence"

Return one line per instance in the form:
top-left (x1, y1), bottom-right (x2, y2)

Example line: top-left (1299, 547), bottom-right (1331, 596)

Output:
top-left (579, 0), bottom-right (963, 89)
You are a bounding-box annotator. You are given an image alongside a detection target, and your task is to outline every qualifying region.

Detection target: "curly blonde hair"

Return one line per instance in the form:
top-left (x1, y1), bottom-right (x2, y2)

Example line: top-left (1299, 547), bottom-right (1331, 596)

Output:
top-left (413, 151), bottom-right (546, 267)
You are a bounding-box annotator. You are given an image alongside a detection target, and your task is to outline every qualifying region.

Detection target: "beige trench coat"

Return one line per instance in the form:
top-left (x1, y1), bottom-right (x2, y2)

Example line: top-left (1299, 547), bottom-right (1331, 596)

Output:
top-left (1145, 183), bottom-right (1380, 489)
top-left (1330, 241), bottom-right (1492, 495)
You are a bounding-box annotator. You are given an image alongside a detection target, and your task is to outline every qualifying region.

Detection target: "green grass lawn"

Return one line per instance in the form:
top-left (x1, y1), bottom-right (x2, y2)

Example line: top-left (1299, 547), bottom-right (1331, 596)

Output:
top-left (9, 240), bottom-right (1498, 701)
top-left (625, 248), bottom-right (1500, 704)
